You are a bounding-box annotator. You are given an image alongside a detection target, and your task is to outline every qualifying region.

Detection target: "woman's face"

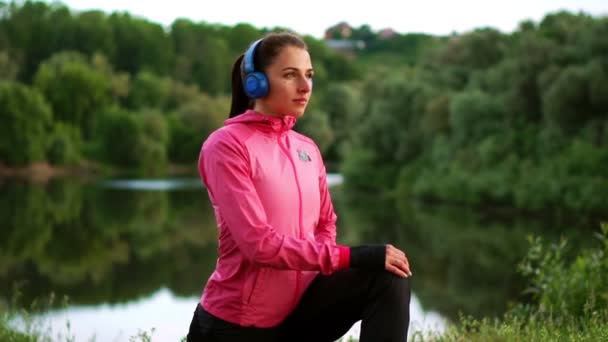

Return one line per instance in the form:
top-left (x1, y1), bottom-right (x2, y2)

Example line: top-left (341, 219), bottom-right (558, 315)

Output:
top-left (255, 46), bottom-right (313, 118)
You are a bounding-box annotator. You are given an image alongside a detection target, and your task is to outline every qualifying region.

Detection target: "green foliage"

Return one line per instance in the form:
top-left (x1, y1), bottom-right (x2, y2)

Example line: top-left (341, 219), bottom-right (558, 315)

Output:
top-left (357, 71), bottom-right (431, 165)
top-left (419, 312), bottom-right (608, 342)
top-left (449, 90), bottom-right (506, 145)
top-left (0, 0), bottom-right (606, 216)
top-left (0, 177), bottom-right (219, 308)
top-left (587, 58), bottom-right (608, 110)
top-left (542, 64), bottom-right (593, 133)
top-left (405, 224), bottom-right (608, 341)
top-left (136, 110), bottom-right (170, 175)
top-left (140, 110), bottom-right (170, 144)
top-left (170, 19), bottom-right (232, 94)
top-left (341, 148), bottom-right (399, 193)
top-left (93, 107), bottom-right (169, 174)
top-left (167, 93), bottom-right (228, 163)
top-left (344, 12), bottom-right (608, 217)
top-left (518, 225), bottom-right (608, 319)
top-left (107, 12), bottom-right (174, 76)
top-left (396, 133), bottom-right (608, 215)
top-left (46, 122), bottom-right (82, 166)
top-left (0, 51), bottom-right (18, 80)
top-left (295, 108), bottom-right (335, 155)
top-left (167, 114), bottom-right (201, 164)
top-left (127, 71), bottom-right (172, 110)
top-left (420, 94), bottom-right (450, 137)
top-left (33, 51), bottom-right (112, 139)
top-left (92, 106), bottom-right (139, 166)
top-left (432, 28), bottom-right (507, 70)
top-left (0, 1), bottom-right (72, 81)
top-left (71, 10), bottom-right (116, 58)
top-left (319, 83), bottom-right (363, 161)
top-left (0, 81), bottom-right (52, 166)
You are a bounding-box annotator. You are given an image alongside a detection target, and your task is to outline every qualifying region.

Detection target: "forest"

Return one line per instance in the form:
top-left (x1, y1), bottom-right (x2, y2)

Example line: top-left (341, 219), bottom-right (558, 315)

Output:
top-left (1, 1), bottom-right (607, 218)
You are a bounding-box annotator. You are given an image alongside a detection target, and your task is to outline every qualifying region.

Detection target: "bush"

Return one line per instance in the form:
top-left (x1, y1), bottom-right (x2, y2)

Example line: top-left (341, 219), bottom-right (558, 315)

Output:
top-left (46, 123), bottom-right (82, 165)
top-left (93, 107), bottom-right (169, 174)
top-left (94, 107), bottom-right (142, 167)
top-left (0, 82), bottom-right (53, 166)
top-left (413, 223), bottom-right (608, 342)
top-left (449, 90), bottom-right (506, 146)
top-left (517, 223), bottom-right (608, 320)
top-left (33, 52), bottom-right (112, 139)
top-left (167, 114), bottom-right (202, 164)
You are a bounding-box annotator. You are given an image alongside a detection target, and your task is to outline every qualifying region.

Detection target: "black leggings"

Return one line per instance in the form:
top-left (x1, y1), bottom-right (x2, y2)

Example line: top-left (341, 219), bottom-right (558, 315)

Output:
top-left (187, 268), bottom-right (411, 342)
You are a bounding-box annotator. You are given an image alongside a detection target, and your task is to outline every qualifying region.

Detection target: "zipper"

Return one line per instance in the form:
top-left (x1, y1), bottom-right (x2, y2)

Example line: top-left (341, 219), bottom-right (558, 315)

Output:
top-left (277, 134), bottom-right (303, 311)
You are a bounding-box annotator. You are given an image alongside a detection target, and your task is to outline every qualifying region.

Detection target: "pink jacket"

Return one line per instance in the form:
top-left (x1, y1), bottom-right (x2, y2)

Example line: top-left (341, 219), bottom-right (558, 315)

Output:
top-left (198, 110), bottom-right (350, 327)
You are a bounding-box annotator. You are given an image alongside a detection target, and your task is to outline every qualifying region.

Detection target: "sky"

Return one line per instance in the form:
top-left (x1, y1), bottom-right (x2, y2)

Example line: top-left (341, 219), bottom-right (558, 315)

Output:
top-left (46, 0), bottom-right (608, 38)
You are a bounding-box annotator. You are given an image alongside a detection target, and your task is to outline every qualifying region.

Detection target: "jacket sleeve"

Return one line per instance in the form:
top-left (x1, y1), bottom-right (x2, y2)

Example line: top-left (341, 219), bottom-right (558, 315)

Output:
top-left (314, 148), bottom-right (338, 246)
top-left (199, 131), bottom-right (349, 274)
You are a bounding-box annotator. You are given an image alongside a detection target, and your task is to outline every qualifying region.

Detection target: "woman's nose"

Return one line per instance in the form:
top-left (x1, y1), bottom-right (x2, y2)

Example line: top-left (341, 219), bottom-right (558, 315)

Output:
top-left (298, 77), bottom-right (312, 93)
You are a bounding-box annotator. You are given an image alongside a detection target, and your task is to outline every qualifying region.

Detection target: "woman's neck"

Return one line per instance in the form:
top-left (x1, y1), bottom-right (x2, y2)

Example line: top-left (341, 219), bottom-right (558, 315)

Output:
top-left (253, 103), bottom-right (282, 118)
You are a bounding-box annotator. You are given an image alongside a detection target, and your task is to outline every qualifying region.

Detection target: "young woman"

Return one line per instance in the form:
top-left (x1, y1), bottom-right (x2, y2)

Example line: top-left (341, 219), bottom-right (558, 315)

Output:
top-left (187, 31), bottom-right (412, 342)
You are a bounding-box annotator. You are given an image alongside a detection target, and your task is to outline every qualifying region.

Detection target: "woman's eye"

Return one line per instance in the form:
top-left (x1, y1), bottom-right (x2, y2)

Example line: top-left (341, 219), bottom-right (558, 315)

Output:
top-left (284, 73), bottom-right (296, 78)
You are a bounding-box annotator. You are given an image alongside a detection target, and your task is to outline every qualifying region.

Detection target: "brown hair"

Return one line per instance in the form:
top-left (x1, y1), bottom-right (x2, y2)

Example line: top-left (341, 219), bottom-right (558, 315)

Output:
top-left (229, 31), bottom-right (308, 118)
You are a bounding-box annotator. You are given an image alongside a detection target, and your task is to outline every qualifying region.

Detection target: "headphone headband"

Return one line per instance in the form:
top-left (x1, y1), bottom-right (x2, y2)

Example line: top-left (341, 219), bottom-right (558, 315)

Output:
top-left (243, 39), bottom-right (263, 74)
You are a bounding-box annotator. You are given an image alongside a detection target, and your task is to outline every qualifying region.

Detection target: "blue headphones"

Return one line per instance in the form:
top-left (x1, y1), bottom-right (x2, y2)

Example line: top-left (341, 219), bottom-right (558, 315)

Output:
top-left (243, 39), bottom-right (269, 99)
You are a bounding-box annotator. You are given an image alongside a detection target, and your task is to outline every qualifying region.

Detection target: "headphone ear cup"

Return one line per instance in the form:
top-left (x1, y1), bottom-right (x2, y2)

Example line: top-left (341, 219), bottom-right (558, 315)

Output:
top-left (244, 71), bottom-right (269, 99)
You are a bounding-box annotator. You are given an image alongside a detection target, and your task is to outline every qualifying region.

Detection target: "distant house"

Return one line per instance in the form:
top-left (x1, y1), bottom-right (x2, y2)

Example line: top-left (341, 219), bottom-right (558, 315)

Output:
top-left (324, 22), bottom-right (365, 56)
top-left (324, 21), bottom-right (353, 40)
top-left (378, 28), bottom-right (397, 40)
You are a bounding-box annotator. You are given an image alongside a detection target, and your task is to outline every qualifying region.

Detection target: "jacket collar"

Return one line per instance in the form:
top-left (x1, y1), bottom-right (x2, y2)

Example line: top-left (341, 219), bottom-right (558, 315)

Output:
top-left (224, 110), bottom-right (297, 134)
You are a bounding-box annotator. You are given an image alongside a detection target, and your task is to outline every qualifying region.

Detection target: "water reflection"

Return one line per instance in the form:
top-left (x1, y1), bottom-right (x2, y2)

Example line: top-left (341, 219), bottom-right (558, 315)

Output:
top-left (0, 176), bottom-right (596, 340)
top-left (333, 188), bottom-right (596, 322)
top-left (0, 178), bottom-right (218, 308)
top-left (100, 178), bottom-right (203, 191)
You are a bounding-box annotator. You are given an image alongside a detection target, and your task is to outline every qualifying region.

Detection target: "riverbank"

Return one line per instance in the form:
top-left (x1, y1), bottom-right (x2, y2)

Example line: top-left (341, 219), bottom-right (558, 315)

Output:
top-left (0, 162), bottom-right (94, 183)
top-left (0, 161), bottom-right (197, 183)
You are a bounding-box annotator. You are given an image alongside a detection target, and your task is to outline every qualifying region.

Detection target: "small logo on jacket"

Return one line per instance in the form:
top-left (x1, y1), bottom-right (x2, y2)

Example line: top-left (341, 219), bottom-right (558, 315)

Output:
top-left (297, 149), bottom-right (311, 162)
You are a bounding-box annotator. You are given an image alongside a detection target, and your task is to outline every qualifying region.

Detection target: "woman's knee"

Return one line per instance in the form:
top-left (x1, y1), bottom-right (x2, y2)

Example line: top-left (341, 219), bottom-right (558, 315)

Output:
top-left (374, 272), bottom-right (411, 301)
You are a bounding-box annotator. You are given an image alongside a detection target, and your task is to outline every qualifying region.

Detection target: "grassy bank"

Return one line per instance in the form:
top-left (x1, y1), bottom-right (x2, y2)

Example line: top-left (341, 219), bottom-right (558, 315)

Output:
top-left (415, 222), bottom-right (608, 341)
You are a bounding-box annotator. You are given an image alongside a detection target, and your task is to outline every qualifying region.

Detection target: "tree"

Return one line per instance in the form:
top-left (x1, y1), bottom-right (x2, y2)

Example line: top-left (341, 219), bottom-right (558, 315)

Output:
top-left (0, 81), bottom-right (52, 165)
top-left (170, 20), bottom-right (232, 94)
top-left (168, 93), bottom-right (229, 163)
top-left (33, 51), bottom-right (112, 139)
top-left (72, 10), bottom-right (115, 59)
top-left (433, 28), bottom-right (506, 70)
top-left (295, 109), bottom-right (334, 156)
top-left (320, 83), bottom-right (362, 161)
top-left (541, 65), bottom-right (592, 134)
top-left (94, 106), bottom-right (169, 174)
top-left (0, 1), bottom-right (61, 81)
top-left (449, 89), bottom-right (506, 145)
top-left (108, 12), bottom-right (174, 76)
top-left (0, 50), bottom-right (18, 80)
top-left (127, 71), bottom-right (172, 110)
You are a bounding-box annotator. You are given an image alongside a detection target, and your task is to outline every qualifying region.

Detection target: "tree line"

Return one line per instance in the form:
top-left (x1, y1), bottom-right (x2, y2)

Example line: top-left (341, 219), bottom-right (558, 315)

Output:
top-left (339, 12), bottom-right (608, 218)
top-left (1, 1), bottom-right (607, 216)
top-left (0, 0), bottom-right (357, 173)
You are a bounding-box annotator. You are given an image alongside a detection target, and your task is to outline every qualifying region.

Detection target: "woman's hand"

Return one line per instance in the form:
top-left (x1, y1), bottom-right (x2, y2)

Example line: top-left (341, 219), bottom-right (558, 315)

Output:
top-left (385, 244), bottom-right (412, 278)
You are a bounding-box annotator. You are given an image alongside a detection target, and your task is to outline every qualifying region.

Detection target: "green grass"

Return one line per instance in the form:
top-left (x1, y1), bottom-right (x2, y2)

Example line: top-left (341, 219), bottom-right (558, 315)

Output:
top-left (408, 311), bottom-right (608, 341)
